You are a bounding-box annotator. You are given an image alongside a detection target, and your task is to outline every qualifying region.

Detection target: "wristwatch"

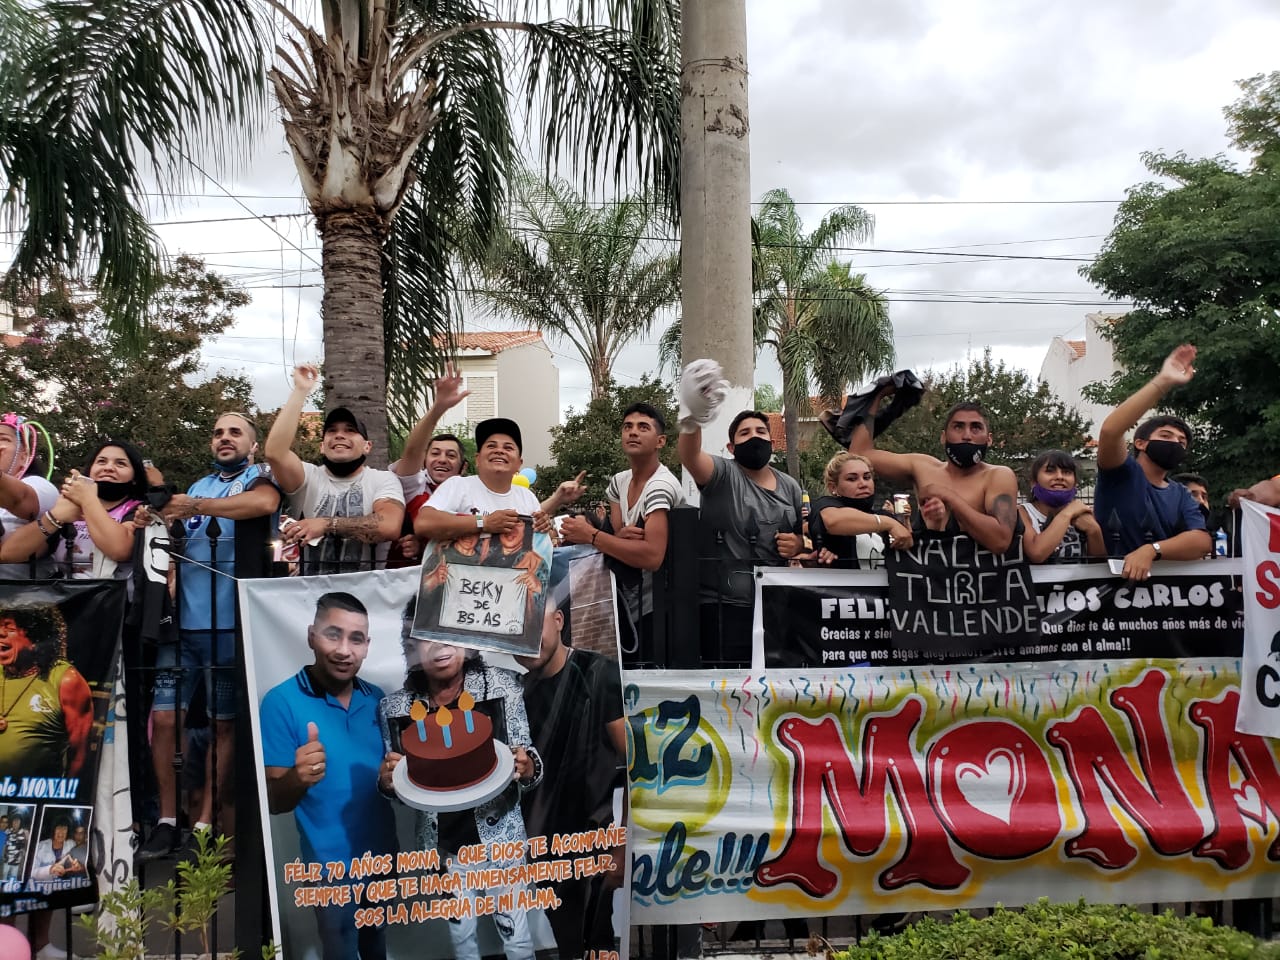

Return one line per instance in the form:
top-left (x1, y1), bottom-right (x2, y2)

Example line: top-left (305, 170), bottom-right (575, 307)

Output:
top-left (1150, 540), bottom-right (1163, 559)
top-left (475, 513), bottom-right (485, 530)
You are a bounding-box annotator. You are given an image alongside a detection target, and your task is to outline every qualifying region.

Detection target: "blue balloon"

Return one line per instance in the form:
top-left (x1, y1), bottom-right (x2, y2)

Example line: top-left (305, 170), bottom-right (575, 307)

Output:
top-left (520, 467), bottom-right (537, 484)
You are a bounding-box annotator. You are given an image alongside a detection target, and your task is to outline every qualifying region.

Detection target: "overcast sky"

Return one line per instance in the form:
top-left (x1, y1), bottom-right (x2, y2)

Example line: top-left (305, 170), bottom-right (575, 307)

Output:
top-left (13, 0), bottom-right (1279, 420)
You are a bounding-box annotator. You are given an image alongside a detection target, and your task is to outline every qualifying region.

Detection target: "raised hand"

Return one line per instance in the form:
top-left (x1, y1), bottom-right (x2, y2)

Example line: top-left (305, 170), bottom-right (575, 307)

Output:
top-left (292, 364), bottom-right (320, 394)
top-left (294, 721), bottom-right (326, 789)
top-left (678, 359), bottom-right (730, 433)
top-left (431, 362), bottom-right (470, 413)
top-left (1156, 344), bottom-right (1196, 390)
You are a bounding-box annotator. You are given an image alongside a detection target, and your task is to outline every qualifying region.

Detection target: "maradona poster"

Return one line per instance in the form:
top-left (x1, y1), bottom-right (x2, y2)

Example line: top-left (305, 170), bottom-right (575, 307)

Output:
top-left (0, 579), bottom-right (124, 915)
top-left (241, 552), bottom-right (629, 960)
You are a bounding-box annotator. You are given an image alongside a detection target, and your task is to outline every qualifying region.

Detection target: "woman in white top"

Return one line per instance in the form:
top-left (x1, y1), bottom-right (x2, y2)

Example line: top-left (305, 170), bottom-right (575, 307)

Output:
top-left (1019, 449), bottom-right (1107, 563)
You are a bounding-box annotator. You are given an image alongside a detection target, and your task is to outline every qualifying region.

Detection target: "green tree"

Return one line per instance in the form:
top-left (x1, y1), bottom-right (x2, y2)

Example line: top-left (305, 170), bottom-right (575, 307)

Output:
top-left (0, 256), bottom-right (258, 487)
top-left (0, 0), bottom-right (680, 461)
top-left (478, 174), bottom-right (680, 401)
top-left (878, 349), bottom-right (1091, 487)
top-left (754, 383), bottom-right (782, 411)
top-left (659, 188), bottom-right (894, 476)
top-left (535, 375), bottom-right (678, 501)
top-left (1083, 72), bottom-right (1280, 496)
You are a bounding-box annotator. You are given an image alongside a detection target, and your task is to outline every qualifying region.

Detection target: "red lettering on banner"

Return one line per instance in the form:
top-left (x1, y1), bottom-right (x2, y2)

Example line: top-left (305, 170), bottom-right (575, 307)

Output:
top-left (756, 696), bottom-right (969, 896)
top-left (1270, 514), bottom-right (1280, 553)
top-left (927, 720), bottom-right (1061, 859)
top-left (1191, 691), bottom-right (1280, 869)
top-left (1255, 560), bottom-right (1280, 609)
top-left (1047, 670), bottom-right (1203, 868)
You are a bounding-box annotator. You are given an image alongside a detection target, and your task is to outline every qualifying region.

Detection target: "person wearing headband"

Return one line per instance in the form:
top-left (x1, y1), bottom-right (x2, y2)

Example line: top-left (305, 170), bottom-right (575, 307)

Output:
top-left (1019, 450), bottom-right (1106, 563)
top-left (0, 413), bottom-right (58, 579)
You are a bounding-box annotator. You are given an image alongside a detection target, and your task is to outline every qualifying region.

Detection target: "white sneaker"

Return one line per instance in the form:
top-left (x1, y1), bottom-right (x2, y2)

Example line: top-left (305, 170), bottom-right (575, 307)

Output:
top-left (34, 944), bottom-right (82, 960)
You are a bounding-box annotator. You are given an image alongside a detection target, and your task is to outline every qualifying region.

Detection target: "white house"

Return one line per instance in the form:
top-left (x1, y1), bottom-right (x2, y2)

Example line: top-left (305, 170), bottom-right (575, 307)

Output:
top-left (427, 331), bottom-right (560, 469)
top-left (1038, 312), bottom-right (1125, 439)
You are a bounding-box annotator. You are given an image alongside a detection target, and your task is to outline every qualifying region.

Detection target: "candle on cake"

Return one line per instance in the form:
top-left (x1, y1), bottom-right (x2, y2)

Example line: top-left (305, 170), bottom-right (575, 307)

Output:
top-left (458, 691), bottom-right (476, 733)
top-left (410, 700), bottom-right (428, 742)
top-left (436, 705), bottom-right (454, 749)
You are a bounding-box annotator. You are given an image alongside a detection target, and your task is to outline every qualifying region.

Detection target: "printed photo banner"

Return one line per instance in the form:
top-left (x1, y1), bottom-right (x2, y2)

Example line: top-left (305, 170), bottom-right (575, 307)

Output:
top-left (758, 560), bottom-right (1243, 669)
top-left (625, 654), bottom-right (1280, 924)
top-left (241, 551), bottom-right (629, 960)
top-left (0, 579), bottom-right (125, 915)
top-left (411, 520), bottom-right (554, 658)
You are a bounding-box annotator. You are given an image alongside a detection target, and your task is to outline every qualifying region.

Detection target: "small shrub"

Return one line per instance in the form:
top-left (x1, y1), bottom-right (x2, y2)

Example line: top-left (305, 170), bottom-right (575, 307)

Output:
top-left (832, 899), bottom-right (1280, 960)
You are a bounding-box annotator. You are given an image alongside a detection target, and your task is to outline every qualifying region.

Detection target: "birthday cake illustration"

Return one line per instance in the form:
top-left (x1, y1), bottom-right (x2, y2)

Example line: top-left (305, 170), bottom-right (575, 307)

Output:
top-left (402, 695), bottom-right (499, 790)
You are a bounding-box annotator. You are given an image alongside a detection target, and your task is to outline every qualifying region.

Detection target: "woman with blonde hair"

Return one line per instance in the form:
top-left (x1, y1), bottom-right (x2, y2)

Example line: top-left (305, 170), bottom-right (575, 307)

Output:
top-left (808, 452), bottom-right (913, 566)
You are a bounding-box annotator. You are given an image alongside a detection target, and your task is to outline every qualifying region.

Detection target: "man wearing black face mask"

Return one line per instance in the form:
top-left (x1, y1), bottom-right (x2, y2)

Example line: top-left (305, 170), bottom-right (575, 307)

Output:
top-left (1095, 344), bottom-right (1211, 580)
top-left (677, 360), bottom-right (806, 664)
top-left (265, 365), bottom-right (405, 574)
top-left (852, 396), bottom-right (1020, 554)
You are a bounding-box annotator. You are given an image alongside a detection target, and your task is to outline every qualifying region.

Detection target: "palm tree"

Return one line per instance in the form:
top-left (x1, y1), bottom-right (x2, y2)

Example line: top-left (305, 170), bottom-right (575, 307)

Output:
top-left (478, 173), bottom-right (680, 400)
top-left (0, 0), bottom-right (679, 459)
top-left (754, 188), bottom-right (895, 475)
top-left (658, 187), bottom-right (894, 475)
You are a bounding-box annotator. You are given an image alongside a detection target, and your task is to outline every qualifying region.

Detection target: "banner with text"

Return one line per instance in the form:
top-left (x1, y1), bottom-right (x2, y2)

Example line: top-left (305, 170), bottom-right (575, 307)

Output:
top-left (242, 551), bottom-right (628, 960)
top-left (884, 534), bottom-right (1041, 654)
top-left (0, 579), bottom-right (124, 916)
top-left (1239, 501), bottom-right (1280, 736)
top-left (626, 651), bottom-right (1279, 923)
top-left (759, 561), bottom-right (1241, 669)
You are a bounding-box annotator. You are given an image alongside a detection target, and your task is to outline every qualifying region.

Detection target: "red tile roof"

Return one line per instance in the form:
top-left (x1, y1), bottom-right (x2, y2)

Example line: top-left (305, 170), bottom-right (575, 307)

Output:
top-left (1, 334), bottom-right (25, 349)
top-left (766, 413), bottom-right (786, 451)
top-left (1065, 339), bottom-right (1086, 359)
top-left (440, 331), bottom-right (544, 354)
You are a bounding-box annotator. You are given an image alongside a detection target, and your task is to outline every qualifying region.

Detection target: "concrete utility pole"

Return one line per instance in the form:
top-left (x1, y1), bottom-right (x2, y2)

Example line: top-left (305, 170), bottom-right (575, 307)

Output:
top-left (680, 0), bottom-right (754, 475)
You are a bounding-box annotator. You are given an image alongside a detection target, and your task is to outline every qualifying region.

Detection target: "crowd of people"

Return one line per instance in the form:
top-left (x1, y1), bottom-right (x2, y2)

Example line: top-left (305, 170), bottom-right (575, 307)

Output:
top-left (0, 341), bottom-right (1277, 957)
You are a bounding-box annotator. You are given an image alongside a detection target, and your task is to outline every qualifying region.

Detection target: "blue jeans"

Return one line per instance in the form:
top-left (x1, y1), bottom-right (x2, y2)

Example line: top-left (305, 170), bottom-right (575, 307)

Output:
top-left (314, 903), bottom-right (387, 960)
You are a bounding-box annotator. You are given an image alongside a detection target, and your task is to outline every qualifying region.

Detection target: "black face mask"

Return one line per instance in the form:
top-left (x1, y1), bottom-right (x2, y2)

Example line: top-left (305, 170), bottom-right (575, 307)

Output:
top-left (96, 480), bottom-right (134, 501)
top-left (1142, 439), bottom-right (1187, 471)
top-left (838, 495), bottom-right (877, 513)
top-left (944, 441), bottom-right (989, 469)
top-left (323, 454), bottom-right (367, 477)
top-left (732, 437), bottom-right (773, 471)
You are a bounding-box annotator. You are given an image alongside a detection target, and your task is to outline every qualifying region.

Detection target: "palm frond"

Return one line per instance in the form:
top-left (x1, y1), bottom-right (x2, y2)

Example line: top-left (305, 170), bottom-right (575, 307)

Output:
top-left (0, 0), bottom-right (268, 333)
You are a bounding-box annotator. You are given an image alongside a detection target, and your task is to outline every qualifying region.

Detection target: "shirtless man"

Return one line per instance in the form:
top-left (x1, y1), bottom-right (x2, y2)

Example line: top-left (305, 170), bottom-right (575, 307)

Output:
top-left (851, 397), bottom-right (1018, 554)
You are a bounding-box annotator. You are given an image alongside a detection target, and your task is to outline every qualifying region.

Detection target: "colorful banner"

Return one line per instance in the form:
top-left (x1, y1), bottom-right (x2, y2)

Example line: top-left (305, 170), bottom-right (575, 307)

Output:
top-left (626, 659), bottom-right (1280, 923)
top-left (242, 551), bottom-right (628, 960)
top-left (758, 561), bottom-right (1241, 668)
top-left (0, 579), bottom-right (125, 916)
top-left (1240, 501), bottom-right (1280, 736)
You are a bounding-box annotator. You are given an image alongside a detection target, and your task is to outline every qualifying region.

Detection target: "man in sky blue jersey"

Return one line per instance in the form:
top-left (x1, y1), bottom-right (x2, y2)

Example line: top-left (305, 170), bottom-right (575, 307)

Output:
top-left (138, 412), bottom-right (281, 859)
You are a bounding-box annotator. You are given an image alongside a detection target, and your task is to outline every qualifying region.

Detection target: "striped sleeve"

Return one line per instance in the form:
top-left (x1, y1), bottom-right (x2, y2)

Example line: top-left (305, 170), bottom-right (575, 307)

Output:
top-left (639, 475), bottom-right (680, 517)
top-left (606, 472), bottom-right (623, 505)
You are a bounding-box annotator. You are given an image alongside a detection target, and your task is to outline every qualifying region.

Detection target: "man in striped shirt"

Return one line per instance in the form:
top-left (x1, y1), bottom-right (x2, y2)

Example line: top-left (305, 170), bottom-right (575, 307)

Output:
top-left (560, 402), bottom-right (684, 646)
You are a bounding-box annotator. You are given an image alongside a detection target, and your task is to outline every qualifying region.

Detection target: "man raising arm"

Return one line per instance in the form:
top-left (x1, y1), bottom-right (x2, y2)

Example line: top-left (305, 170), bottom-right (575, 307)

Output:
top-left (1094, 344), bottom-right (1211, 580)
top-left (850, 394), bottom-right (1018, 554)
top-left (265, 365), bottom-right (404, 573)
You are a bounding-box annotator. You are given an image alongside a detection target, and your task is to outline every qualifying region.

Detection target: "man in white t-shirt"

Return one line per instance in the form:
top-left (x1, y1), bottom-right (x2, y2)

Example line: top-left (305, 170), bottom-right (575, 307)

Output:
top-left (0, 413), bottom-right (58, 579)
top-left (561, 402), bottom-right (683, 641)
top-left (418, 417), bottom-right (589, 540)
top-left (266, 365), bottom-right (405, 574)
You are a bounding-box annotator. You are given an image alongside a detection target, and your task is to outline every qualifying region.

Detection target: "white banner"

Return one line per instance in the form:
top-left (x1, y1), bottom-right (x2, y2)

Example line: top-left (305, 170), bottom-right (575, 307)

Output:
top-left (1238, 499), bottom-right (1280, 736)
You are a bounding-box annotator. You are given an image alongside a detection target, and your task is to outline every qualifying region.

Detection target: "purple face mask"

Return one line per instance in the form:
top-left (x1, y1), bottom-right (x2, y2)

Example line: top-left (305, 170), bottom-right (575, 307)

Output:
top-left (1032, 483), bottom-right (1077, 508)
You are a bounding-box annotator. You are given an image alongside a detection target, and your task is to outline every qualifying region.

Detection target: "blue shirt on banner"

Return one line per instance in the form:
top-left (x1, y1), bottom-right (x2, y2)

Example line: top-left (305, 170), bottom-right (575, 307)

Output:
top-left (1093, 454), bottom-right (1205, 556)
top-left (179, 465), bottom-right (278, 632)
top-left (260, 669), bottom-right (396, 866)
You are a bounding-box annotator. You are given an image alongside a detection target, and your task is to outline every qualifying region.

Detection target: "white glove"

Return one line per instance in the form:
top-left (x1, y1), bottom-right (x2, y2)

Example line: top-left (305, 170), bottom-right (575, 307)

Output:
top-left (678, 359), bottom-right (730, 434)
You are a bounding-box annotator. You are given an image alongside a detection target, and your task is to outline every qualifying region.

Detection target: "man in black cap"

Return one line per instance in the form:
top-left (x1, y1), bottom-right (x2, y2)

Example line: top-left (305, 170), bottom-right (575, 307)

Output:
top-left (265, 365), bottom-right (405, 573)
top-left (416, 416), bottom-right (585, 541)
